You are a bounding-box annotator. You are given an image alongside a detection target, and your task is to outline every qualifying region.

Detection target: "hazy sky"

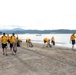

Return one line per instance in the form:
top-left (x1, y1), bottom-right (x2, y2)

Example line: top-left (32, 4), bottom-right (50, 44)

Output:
top-left (0, 0), bottom-right (76, 30)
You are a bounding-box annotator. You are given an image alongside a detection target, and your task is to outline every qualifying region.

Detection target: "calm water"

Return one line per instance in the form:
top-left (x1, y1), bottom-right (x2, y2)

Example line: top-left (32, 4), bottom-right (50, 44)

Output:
top-left (0, 33), bottom-right (76, 48)
top-left (17, 33), bottom-right (76, 48)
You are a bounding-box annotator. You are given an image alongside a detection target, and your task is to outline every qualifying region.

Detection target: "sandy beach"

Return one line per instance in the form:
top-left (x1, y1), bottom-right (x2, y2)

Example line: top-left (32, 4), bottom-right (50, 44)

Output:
top-left (0, 42), bottom-right (76, 75)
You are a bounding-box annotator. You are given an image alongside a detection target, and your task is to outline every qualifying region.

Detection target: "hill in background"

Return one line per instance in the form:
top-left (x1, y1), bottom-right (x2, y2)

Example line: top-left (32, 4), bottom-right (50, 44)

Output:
top-left (0, 28), bottom-right (76, 34)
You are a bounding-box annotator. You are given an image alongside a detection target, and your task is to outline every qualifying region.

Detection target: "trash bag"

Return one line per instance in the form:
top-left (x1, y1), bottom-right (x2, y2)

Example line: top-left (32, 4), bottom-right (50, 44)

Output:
top-left (17, 42), bottom-right (20, 47)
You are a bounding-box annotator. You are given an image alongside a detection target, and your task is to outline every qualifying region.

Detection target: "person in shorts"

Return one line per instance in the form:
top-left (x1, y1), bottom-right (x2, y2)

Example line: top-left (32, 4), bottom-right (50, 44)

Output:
top-left (1, 33), bottom-right (8, 56)
top-left (9, 33), bottom-right (16, 54)
top-left (51, 36), bottom-right (55, 45)
top-left (70, 33), bottom-right (76, 50)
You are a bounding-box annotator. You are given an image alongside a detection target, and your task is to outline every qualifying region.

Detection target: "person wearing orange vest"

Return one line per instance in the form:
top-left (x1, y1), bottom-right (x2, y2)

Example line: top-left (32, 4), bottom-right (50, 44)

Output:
top-left (43, 38), bottom-right (48, 47)
top-left (9, 33), bottom-right (16, 53)
top-left (17, 37), bottom-right (22, 47)
top-left (26, 38), bottom-right (33, 47)
top-left (70, 33), bottom-right (76, 50)
top-left (43, 38), bottom-right (52, 47)
top-left (1, 33), bottom-right (8, 56)
top-left (51, 36), bottom-right (55, 45)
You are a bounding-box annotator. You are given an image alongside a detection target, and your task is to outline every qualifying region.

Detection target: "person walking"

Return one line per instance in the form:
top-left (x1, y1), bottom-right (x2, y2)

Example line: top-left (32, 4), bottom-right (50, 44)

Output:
top-left (70, 33), bottom-right (76, 50)
top-left (1, 33), bottom-right (8, 56)
top-left (9, 33), bottom-right (17, 54)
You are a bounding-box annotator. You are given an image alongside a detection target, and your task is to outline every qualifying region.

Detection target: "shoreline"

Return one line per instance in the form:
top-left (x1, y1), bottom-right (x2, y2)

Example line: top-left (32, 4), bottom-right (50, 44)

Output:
top-left (21, 42), bottom-right (75, 50)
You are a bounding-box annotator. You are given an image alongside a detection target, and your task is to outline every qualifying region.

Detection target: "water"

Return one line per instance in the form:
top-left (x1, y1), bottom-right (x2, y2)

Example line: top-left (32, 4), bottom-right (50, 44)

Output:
top-left (16, 33), bottom-right (76, 48)
top-left (0, 33), bottom-right (76, 48)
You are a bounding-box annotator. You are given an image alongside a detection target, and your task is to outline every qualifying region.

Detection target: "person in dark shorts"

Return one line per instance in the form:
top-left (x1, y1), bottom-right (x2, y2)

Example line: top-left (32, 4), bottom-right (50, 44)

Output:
top-left (51, 36), bottom-right (55, 45)
top-left (9, 33), bottom-right (16, 54)
top-left (16, 37), bottom-right (22, 47)
top-left (70, 33), bottom-right (76, 50)
top-left (1, 33), bottom-right (8, 56)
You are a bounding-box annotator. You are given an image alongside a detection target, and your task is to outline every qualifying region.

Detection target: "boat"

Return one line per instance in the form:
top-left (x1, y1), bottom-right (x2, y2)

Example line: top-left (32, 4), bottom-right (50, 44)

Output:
top-left (36, 34), bottom-right (42, 36)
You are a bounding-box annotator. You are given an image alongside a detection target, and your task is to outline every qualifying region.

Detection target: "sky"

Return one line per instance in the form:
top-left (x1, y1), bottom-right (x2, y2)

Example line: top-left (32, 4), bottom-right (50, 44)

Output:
top-left (0, 0), bottom-right (76, 30)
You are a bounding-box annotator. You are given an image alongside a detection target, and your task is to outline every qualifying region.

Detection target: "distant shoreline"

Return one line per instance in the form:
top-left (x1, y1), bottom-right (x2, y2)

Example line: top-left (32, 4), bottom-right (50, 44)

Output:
top-left (0, 28), bottom-right (75, 34)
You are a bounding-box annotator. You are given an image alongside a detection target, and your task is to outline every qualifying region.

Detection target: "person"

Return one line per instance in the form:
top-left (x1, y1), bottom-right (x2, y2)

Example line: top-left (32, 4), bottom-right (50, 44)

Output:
top-left (51, 36), bottom-right (55, 45)
top-left (70, 33), bottom-right (76, 50)
top-left (43, 38), bottom-right (48, 47)
top-left (9, 33), bottom-right (17, 54)
top-left (17, 37), bottom-right (22, 47)
top-left (7, 34), bottom-right (11, 50)
top-left (7, 34), bottom-right (10, 44)
top-left (43, 38), bottom-right (52, 47)
top-left (26, 38), bottom-right (33, 47)
top-left (0, 33), bottom-right (8, 56)
top-left (47, 39), bottom-right (52, 47)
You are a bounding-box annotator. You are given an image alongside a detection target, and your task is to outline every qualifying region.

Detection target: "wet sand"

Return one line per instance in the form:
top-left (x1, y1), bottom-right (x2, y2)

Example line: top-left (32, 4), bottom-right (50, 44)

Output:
top-left (0, 42), bottom-right (76, 75)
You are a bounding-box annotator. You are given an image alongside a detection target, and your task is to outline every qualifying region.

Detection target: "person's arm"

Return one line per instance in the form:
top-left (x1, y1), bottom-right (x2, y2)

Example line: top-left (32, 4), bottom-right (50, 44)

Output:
top-left (0, 37), bottom-right (2, 43)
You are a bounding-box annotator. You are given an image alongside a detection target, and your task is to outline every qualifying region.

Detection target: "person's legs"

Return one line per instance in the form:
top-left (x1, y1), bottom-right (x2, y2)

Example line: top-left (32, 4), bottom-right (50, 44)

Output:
top-left (43, 40), bottom-right (47, 47)
top-left (10, 44), bottom-right (14, 54)
top-left (10, 44), bottom-right (13, 50)
top-left (29, 42), bottom-right (33, 47)
top-left (47, 41), bottom-right (52, 47)
top-left (52, 41), bottom-right (55, 45)
top-left (53, 41), bottom-right (55, 45)
top-left (2, 48), bottom-right (5, 55)
top-left (2, 44), bottom-right (5, 55)
top-left (26, 42), bottom-right (29, 47)
top-left (72, 40), bottom-right (75, 50)
top-left (5, 48), bottom-right (8, 56)
top-left (72, 45), bottom-right (74, 50)
top-left (5, 44), bottom-right (8, 55)
top-left (48, 43), bottom-right (52, 47)
top-left (2, 44), bottom-right (8, 55)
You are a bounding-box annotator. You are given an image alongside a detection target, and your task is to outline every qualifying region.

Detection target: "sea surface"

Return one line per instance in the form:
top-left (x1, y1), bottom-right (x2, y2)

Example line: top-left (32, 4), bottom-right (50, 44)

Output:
top-left (17, 33), bottom-right (76, 48)
top-left (0, 33), bottom-right (76, 48)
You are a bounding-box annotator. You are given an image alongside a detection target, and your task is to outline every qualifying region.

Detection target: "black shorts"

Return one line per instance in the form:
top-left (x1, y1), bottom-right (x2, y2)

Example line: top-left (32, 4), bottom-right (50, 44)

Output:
top-left (51, 41), bottom-right (55, 45)
top-left (10, 44), bottom-right (13, 48)
top-left (72, 40), bottom-right (75, 45)
top-left (44, 40), bottom-right (47, 43)
top-left (2, 43), bottom-right (7, 49)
